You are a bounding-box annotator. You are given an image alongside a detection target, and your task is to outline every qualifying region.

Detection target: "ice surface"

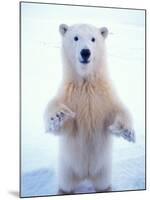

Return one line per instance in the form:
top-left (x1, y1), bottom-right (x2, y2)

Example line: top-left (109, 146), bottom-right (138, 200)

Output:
top-left (21, 3), bottom-right (145, 197)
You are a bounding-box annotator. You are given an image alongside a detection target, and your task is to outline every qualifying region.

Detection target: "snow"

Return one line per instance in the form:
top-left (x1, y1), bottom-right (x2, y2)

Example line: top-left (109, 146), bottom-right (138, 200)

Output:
top-left (21, 139), bottom-right (145, 197)
top-left (21, 2), bottom-right (145, 197)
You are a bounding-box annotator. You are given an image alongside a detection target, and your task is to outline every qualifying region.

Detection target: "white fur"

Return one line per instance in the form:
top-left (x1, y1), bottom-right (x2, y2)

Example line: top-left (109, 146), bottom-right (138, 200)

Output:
top-left (57, 131), bottom-right (112, 192)
top-left (45, 24), bottom-right (135, 193)
top-left (60, 24), bottom-right (108, 78)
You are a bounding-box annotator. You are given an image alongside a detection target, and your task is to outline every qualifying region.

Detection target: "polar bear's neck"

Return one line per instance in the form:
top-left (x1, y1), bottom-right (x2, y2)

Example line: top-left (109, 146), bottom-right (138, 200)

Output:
top-left (62, 56), bottom-right (110, 85)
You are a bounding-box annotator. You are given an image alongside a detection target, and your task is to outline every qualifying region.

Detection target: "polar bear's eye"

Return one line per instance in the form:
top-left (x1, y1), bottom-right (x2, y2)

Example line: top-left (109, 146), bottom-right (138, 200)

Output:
top-left (74, 36), bottom-right (79, 41)
top-left (91, 37), bottom-right (95, 42)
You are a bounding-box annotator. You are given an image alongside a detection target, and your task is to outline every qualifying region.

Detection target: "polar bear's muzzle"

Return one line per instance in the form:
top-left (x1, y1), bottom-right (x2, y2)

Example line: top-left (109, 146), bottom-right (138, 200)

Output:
top-left (79, 48), bottom-right (91, 64)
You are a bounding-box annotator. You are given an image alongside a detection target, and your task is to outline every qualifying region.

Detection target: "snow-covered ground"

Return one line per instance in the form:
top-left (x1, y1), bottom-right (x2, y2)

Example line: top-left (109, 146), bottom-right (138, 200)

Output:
top-left (21, 3), bottom-right (145, 197)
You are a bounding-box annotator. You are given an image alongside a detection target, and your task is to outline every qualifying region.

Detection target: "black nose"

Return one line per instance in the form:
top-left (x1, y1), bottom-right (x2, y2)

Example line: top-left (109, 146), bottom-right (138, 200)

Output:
top-left (80, 49), bottom-right (91, 60)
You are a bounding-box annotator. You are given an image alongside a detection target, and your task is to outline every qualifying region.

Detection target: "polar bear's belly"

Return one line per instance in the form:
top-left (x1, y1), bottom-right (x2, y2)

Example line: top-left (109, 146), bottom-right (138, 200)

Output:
top-left (59, 131), bottom-right (112, 178)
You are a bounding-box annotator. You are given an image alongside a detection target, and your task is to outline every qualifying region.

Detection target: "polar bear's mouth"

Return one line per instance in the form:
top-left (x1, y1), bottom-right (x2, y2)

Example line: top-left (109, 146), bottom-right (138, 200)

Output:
top-left (79, 59), bottom-right (90, 64)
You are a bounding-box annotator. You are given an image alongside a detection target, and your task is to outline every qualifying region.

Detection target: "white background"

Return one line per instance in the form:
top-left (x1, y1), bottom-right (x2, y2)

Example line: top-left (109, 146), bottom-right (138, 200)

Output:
top-left (0, 0), bottom-right (149, 200)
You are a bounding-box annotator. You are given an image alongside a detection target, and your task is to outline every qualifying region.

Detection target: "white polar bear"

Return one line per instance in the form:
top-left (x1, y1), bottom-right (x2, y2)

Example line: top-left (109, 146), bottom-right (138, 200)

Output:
top-left (44, 24), bottom-right (135, 194)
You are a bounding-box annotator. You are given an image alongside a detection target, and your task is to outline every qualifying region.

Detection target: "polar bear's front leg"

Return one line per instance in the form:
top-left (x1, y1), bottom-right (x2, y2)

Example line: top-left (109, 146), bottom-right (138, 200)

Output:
top-left (108, 111), bottom-right (135, 142)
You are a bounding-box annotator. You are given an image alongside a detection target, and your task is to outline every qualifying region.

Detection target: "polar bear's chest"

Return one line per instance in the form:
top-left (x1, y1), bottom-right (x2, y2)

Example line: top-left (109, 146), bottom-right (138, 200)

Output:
top-left (76, 93), bottom-right (106, 131)
top-left (64, 83), bottom-right (110, 133)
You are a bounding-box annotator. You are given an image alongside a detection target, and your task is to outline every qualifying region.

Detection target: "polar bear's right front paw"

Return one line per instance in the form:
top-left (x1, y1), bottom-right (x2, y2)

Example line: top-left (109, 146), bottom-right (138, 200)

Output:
top-left (48, 111), bottom-right (66, 132)
top-left (45, 107), bottom-right (76, 133)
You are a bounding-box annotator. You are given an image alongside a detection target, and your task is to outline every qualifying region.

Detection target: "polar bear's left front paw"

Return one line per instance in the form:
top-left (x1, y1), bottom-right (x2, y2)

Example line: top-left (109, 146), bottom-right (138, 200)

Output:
top-left (121, 129), bottom-right (135, 142)
top-left (108, 125), bottom-right (135, 143)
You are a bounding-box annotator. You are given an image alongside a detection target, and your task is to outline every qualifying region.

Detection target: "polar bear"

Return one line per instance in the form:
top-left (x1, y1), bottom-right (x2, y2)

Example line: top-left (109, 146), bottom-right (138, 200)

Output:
top-left (44, 24), bottom-right (135, 194)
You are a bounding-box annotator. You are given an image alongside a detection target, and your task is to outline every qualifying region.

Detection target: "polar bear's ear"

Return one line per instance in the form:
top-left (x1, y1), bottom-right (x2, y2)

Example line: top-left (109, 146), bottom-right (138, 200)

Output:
top-left (59, 24), bottom-right (69, 36)
top-left (100, 27), bottom-right (108, 39)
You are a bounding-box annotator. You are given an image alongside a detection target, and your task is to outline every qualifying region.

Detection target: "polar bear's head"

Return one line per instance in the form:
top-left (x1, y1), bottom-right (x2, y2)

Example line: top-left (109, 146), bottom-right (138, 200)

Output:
top-left (59, 24), bottom-right (108, 78)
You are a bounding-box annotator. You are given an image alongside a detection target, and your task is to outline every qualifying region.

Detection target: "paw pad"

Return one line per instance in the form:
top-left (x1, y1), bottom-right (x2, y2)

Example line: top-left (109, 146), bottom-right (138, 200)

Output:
top-left (122, 129), bottom-right (135, 143)
top-left (47, 111), bottom-right (67, 132)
